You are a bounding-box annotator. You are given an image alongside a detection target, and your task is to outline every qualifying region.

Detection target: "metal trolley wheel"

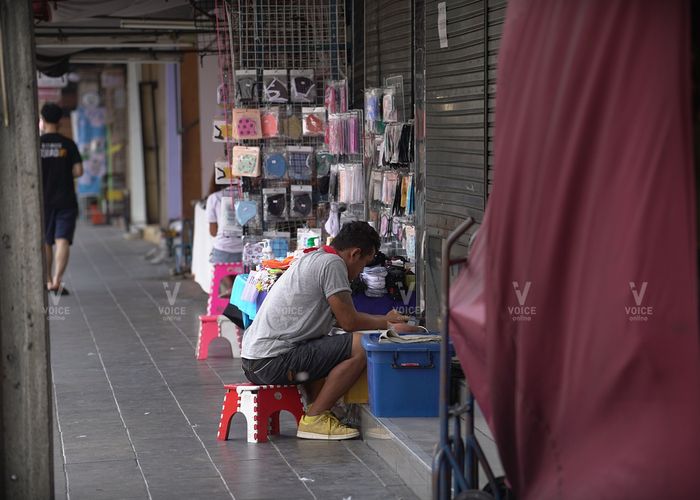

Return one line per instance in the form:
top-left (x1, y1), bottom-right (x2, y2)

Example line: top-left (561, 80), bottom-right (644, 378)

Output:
top-left (432, 218), bottom-right (509, 500)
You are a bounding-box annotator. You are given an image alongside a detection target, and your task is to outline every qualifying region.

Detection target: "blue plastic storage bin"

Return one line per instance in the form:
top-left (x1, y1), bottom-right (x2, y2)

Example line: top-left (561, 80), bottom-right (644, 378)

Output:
top-left (362, 333), bottom-right (448, 417)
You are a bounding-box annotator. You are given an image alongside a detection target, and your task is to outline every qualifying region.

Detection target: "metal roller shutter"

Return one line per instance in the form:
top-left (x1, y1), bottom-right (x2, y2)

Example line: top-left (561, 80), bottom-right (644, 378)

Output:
top-left (362, 0), bottom-right (413, 116)
top-left (422, 0), bottom-right (505, 326)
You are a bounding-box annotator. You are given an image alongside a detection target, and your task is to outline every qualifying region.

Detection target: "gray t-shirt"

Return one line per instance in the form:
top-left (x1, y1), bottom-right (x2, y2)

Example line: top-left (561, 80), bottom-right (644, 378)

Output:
top-left (241, 250), bottom-right (351, 359)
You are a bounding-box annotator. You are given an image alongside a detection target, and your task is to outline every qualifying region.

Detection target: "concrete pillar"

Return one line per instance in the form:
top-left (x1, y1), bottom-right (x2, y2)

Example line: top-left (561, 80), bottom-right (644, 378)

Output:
top-left (127, 63), bottom-right (147, 227)
top-left (0, 1), bottom-right (54, 498)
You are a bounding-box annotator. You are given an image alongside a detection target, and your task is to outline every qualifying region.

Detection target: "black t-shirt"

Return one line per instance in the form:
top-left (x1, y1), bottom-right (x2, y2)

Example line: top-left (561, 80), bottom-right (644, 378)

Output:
top-left (40, 133), bottom-right (82, 210)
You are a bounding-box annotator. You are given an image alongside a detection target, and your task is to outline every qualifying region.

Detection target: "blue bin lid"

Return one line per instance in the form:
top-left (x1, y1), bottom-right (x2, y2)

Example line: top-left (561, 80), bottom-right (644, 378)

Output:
top-left (361, 332), bottom-right (447, 352)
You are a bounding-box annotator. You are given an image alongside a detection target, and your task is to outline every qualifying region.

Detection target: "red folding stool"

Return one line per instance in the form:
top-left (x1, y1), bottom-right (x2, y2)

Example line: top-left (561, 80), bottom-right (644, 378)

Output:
top-left (217, 383), bottom-right (304, 443)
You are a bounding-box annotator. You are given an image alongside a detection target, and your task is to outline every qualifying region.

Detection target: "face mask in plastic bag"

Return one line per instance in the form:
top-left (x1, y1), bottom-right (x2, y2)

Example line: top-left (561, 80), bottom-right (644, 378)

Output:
top-left (263, 189), bottom-right (287, 220)
top-left (235, 200), bottom-right (258, 226)
top-left (286, 146), bottom-right (313, 181)
top-left (261, 108), bottom-right (280, 138)
top-left (290, 69), bottom-right (315, 103)
top-left (263, 70), bottom-right (288, 103)
top-left (263, 152), bottom-right (287, 179)
top-left (291, 186), bottom-right (313, 218)
top-left (232, 109), bottom-right (262, 140)
top-left (302, 107), bottom-right (326, 137)
top-left (236, 70), bottom-right (258, 102)
top-left (231, 146), bottom-right (260, 177)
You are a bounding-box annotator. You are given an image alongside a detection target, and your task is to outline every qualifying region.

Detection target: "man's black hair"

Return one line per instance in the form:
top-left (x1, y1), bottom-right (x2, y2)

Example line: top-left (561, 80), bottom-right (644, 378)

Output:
top-left (330, 221), bottom-right (380, 256)
top-left (40, 102), bottom-right (63, 124)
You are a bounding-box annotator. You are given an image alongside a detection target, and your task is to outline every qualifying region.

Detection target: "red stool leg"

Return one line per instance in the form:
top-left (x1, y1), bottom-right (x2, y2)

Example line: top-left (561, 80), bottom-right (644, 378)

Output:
top-left (196, 315), bottom-right (218, 360)
top-left (269, 411), bottom-right (281, 435)
top-left (217, 388), bottom-right (240, 441)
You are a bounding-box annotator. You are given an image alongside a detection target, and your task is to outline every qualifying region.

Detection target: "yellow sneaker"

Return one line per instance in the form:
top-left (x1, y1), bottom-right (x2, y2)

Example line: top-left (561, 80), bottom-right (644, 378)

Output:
top-left (296, 411), bottom-right (360, 440)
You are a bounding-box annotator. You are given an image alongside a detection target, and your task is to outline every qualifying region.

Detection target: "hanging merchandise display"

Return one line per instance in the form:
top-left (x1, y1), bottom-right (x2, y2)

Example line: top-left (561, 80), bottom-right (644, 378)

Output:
top-left (290, 69), bottom-right (316, 103)
top-left (263, 149), bottom-right (288, 179)
top-left (263, 187), bottom-right (287, 221)
top-left (232, 108), bottom-right (262, 140)
top-left (382, 87), bottom-right (398, 123)
top-left (231, 146), bottom-right (261, 177)
top-left (234, 199), bottom-right (259, 226)
top-left (324, 80), bottom-right (348, 114)
top-left (212, 118), bottom-right (233, 142)
top-left (281, 111), bottom-right (303, 140)
top-left (260, 107), bottom-right (280, 138)
top-left (364, 88), bottom-right (383, 133)
top-left (327, 111), bottom-right (362, 154)
top-left (290, 185), bottom-right (313, 218)
top-left (235, 69), bottom-right (259, 103)
top-left (302, 107), bottom-right (326, 137)
top-left (263, 69), bottom-right (289, 103)
top-left (337, 163), bottom-right (365, 205)
top-left (286, 146), bottom-right (314, 181)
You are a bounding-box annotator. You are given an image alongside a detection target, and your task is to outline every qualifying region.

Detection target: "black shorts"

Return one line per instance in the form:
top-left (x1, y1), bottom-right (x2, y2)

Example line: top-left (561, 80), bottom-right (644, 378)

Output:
top-left (242, 333), bottom-right (353, 385)
top-left (45, 207), bottom-right (78, 245)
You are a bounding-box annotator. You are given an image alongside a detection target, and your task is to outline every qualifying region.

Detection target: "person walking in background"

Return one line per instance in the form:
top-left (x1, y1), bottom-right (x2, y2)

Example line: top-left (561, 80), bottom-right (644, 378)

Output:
top-left (39, 102), bottom-right (83, 294)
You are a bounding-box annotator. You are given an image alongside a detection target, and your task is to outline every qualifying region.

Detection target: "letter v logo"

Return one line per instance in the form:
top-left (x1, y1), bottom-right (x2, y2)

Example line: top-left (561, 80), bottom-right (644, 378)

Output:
top-left (512, 281), bottom-right (531, 306)
top-left (49, 285), bottom-right (63, 306)
top-left (629, 281), bottom-right (648, 306)
top-left (163, 282), bottom-right (181, 306)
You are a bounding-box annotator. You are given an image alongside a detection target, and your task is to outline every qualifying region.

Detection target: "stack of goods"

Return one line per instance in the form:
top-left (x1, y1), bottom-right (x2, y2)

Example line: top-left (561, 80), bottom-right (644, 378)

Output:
top-left (361, 266), bottom-right (388, 298)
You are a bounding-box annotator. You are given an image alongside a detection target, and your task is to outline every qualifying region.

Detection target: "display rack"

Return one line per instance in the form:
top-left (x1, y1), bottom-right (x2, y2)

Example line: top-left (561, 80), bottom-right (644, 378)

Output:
top-left (203, 0), bottom-right (355, 254)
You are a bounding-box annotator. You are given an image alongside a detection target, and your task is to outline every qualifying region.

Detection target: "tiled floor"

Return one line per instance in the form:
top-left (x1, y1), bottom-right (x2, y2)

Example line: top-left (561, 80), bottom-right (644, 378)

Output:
top-left (50, 224), bottom-right (418, 500)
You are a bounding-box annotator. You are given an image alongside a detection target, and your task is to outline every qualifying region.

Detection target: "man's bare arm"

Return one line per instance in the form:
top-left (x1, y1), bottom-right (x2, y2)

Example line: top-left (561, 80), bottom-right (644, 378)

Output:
top-left (72, 162), bottom-right (83, 178)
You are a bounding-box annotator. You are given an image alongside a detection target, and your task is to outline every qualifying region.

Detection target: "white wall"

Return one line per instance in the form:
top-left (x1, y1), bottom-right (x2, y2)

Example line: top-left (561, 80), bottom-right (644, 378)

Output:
top-left (197, 54), bottom-right (221, 197)
top-left (127, 63), bottom-right (146, 226)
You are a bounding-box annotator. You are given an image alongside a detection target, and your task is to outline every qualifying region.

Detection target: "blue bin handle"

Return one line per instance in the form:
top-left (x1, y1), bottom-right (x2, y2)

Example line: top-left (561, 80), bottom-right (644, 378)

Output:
top-left (392, 350), bottom-right (434, 369)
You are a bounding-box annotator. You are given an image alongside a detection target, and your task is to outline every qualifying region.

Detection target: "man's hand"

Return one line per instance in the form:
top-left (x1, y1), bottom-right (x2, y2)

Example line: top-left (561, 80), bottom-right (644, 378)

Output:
top-left (388, 321), bottom-right (424, 333)
top-left (385, 309), bottom-right (409, 325)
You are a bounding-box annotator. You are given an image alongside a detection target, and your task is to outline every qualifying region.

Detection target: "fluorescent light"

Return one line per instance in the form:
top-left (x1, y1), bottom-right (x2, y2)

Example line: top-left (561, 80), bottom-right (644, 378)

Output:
top-left (36, 42), bottom-right (194, 49)
top-left (120, 19), bottom-right (211, 30)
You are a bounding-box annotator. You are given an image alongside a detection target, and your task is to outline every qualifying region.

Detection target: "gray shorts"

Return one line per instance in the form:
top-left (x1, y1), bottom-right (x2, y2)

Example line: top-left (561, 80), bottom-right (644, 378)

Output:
top-left (242, 333), bottom-right (353, 385)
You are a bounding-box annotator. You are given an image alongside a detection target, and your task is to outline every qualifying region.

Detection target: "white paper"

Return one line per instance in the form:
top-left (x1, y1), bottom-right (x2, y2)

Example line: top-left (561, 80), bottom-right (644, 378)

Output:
top-left (438, 2), bottom-right (448, 49)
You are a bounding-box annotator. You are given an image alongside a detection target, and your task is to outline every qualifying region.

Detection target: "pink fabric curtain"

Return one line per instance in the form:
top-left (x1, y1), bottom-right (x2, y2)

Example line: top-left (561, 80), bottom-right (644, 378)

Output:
top-left (449, 1), bottom-right (700, 498)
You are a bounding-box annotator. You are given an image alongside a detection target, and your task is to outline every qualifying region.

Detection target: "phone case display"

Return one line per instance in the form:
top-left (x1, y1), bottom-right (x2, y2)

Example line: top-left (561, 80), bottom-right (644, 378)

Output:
top-left (263, 69), bottom-right (288, 103)
top-left (290, 69), bottom-right (316, 103)
top-left (381, 170), bottom-right (400, 206)
top-left (261, 107), bottom-right (280, 138)
top-left (236, 69), bottom-right (259, 103)
top-left (290, 185), bottom-right (313, 218)
top-left (235, 199), bottom-right (259, 226)
top-left (263, 187), bottom-right (287, 221)
top-left (263, 149), bottom-right (288, 179)
top-left (364, 88), bottom-right (382, 133)
top-left (231, 108), bottom-right (262, 140)
top-left (324, 80), bottom-right (348, 113)
top-left (383, 87), bottom-right (398, 123)
top-left (212, 118), bottom-right (233, 142)
top-left (302, 107), bottom-right (326, 137)
top-left (370, 170), bottom-right (384, 202)
top-left (327, 112), bottom-right (362, 154)
top-left (231, 146), bottom-right (261, 177)
top-left (286, 146), bottom-right (314, 180)
top-left (337, 163), bottom-right (364, 204)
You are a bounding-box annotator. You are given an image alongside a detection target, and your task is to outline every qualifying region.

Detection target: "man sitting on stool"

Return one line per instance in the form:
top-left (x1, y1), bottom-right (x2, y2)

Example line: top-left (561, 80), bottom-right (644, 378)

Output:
top-left (241, 221), bottom-right (414, 440)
